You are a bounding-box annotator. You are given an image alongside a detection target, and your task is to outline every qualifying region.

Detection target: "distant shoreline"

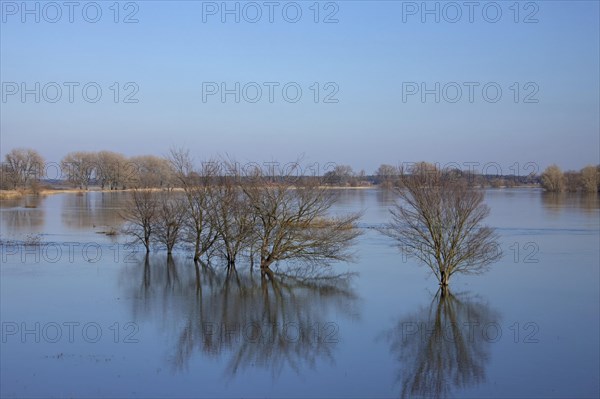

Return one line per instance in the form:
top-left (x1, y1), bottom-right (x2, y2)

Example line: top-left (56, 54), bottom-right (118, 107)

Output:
top-left (0, 184), bottom-right (546, 200)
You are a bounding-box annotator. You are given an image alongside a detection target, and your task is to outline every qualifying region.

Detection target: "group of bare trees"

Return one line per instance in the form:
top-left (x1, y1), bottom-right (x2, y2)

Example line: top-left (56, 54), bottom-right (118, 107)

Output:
top-left (60, 151), bottom-right (174, 190)
top-left (0, 148), bottom-right (45, 190)
top-left (0, 147), bottom-right (175, 191)
top-left (540, 164), bottom-right (600, 193)
top-left (122, 158), bottom-right (500, 288)
top-left (122, 150), bottom-right (362, 274)
top-left (323, 164), bottom-right (368, 187)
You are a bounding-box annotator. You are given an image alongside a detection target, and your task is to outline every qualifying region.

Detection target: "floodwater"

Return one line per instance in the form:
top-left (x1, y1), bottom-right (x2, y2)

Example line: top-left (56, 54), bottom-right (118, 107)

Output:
top-left (1, 189), bottom-right (598, 398)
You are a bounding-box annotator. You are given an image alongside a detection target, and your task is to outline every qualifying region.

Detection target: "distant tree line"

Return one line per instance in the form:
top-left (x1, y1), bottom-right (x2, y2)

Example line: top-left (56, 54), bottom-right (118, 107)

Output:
top-left (1, 147), bottom-right (598, 194)
top-left (540, 164), bottom-right (600, 193)
top-left (310, 162), bottom-right (598, 191)
top-left (374, 163), bottom-right (547, 189)
top-left (58, 151), bottom-right (174, 190)
top-left (0, 148), bottom-right (174, 191)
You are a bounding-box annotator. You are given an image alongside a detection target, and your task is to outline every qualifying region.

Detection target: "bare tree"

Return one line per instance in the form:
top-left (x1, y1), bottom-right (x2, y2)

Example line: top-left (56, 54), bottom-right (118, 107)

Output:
top-left (122, 189), bottom-right (159, 253)
top-left (0, 163), bottom-right (12, 190)
top-left (580, 165), bottom-right (599, 193)
top-left (96, 151), bottom-right (127, 190)
top-left (210, 175), bottom-right (254, 268)
top-left (375, 164), bottom-right (399, 188)
top-left (3, 148), bottom-right (45, 189)
top-left (61, 151), bottom-right (97, 190)
top-left (153, 192), bottom-right (186, 255)
top-left (324, 164), bottom-right (354, 186)
top-left (540, 164), bottom-right (565, 193)
top-left (129, 155), bottom-right (174, 188)
top-left (564, 170), bottom-right (580, 192)
top-left (380, 164), bottom-right (501, 288)
top-left (169, 149), bottom-right (219, 262)
top-left (241, 166), bottom-right (362, 275)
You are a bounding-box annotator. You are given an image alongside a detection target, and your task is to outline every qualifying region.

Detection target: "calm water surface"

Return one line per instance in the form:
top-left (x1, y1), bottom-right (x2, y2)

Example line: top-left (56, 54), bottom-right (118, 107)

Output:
top-left (1, 189), bottom-right (598, 398)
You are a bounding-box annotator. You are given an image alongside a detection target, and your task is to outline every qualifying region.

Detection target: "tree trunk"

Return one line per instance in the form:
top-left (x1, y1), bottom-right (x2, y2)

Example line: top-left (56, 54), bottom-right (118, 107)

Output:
top-left (260, 257), bottom-right (273, 271)
top-left (226, 256), bottom-right (235, 269)
top-left (260, 265), bottom-right (274, 279)
top-left (439, 283), bottom-right (449, 298)
top-left (194, 237), bottom-right (201, 262)
top-left (440, 270), bottom-right (449, 287)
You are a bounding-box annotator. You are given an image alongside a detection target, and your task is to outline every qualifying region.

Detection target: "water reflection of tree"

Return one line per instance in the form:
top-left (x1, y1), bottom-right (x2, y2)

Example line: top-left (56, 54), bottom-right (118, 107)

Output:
top-left (121, 256), bottom-right (359, 377)
top-left (578, 193), bottom-right (600, 212)
top-left (382, 290), bottom-right (499, 398)
top-left (0, 196), bottom-right (45, 234)
top-left (61, 192), bottom-right (125, 230)
top-left (541, 192), bottom-right (600, 214)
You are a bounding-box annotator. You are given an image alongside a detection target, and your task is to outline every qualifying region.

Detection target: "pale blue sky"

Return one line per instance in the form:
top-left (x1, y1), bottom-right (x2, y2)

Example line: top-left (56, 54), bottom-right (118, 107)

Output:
top-left (1, 1), bottom-right (598, 174)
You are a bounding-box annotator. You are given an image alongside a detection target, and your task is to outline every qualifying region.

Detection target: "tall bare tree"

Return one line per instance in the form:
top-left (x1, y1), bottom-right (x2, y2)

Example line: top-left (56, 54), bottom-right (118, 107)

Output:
top-left (61, 151), bottom-right (97, 190)
top-left (375, 164), bottom-right (400, 188)
top-left (580, 165), bottom-right (599, 193)
top-left (241, 166), bottom-right (362, 275)
top-left (540, 164), bottom-right (565, 192)
top-left (0, 163), bottom-right (11, 190)
top-left (122, 189), bottom-right (159, 253)
top-left (153, 192), bottom-right (186, 255)
top-left (3, 148), bottom-right (45, 189)
top-left (380, 164), bottom-right (501, 288)
top-left (210, 175), bottom-right (254, 268)
top-left (129, 155), bottom-right (174, 188)
top-left (96, 151), bottom-right (127, 190)
top-left (169, 149), bottom-right (219, 262)
top-left (324, 164), bottom-right (354, 186)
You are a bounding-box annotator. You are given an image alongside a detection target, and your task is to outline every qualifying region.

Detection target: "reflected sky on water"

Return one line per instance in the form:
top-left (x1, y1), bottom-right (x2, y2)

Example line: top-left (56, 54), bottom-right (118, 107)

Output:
top-left (1, 189), bottom-right (598, 397)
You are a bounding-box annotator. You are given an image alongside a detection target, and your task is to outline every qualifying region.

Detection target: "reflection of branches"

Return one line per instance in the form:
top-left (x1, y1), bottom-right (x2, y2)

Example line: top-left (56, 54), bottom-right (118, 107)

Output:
top-left (382, 290), bottom-right (499, 399)
top-left (541, 192), bottom-right (600, 214)
top-left (1, 205), bottom-right (45, 233)
top-left (61, 192), bottom-right (125, 230)
top-left (120, 256), bottom-right (358, 379)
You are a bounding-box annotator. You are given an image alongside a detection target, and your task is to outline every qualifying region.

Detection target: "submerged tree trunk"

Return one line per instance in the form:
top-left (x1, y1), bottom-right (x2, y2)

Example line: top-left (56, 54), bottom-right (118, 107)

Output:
top-left (440, 269), bottom-right (449, 287)
top-left (194, 233), bottom-right (201, 262)
top-left (439, 282), bottom-right (449, 298)
top-left (260, 265), bottom-right (274, 279)
top-left (260, 256), bottom-right (274, 272)
top-left (226, 254), bottom-right (235, 269)
top-left (144, 237), bottom-right (150, 253)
